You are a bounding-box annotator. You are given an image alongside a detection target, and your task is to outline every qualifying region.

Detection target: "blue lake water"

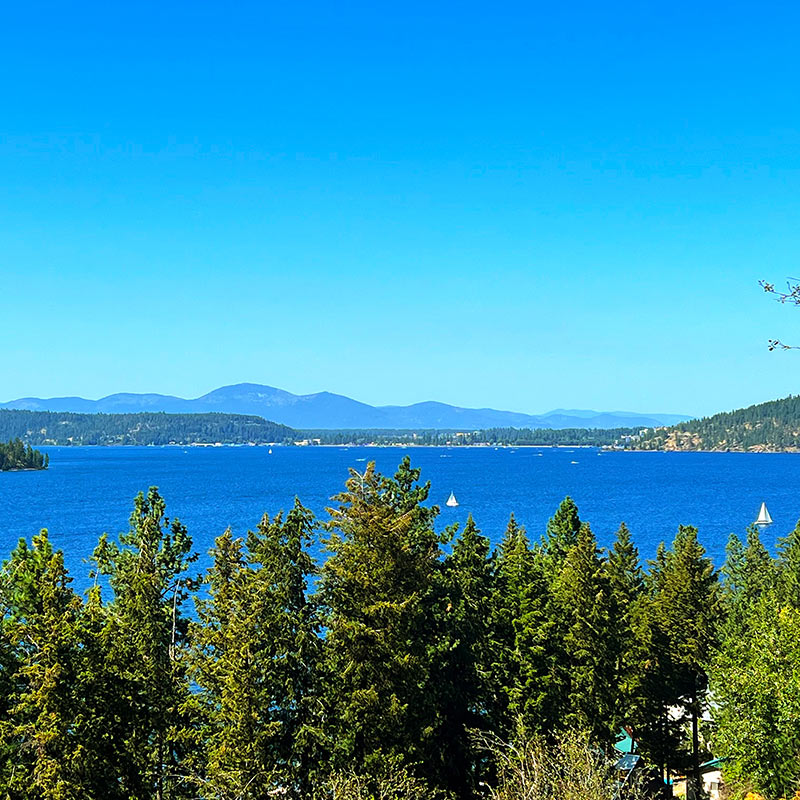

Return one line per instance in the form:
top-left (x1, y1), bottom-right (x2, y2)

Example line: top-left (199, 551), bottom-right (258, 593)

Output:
top-left (0, 445), bottom-right (795, 588)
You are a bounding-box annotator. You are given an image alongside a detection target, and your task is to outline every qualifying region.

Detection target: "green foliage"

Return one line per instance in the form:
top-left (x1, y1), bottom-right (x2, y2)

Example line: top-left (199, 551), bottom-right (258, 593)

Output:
top-left (0, 531), bottom-right (83, 798)
top-left (712, 519), bottom-right (800, 799)
top-left (777, 519), bottom-right (800, 605)
top-left (541, 496), bottom-right (582, 576)
top-left (618, 527), bottom-right (720, 795)
top-left (435, 515), bottom-right (495, 795)
top-left (0, 438), bottom-right (48, 470)
top-left (319, 457), bottom-right (445, 793)
top-left (315, 755), bottom-right (436, 800)
top-left (722, 525), bottom-right (775, 641)
top-left (605, 523), bottom-right (644, 732)
top-left (190, 502), bottom-right (322, 798)
top-left (91, 487), bottom-right (199, 799)
top-left (553, 523), bottom-right (615, 744)
top-left (712, 597), bottom-right (800, 799)
top-left (489, 515), bottom-right (537, 736)
top-left (473, 729), bottom-right (649, 800)
top-left (2, 456), bottom-right (797, 799)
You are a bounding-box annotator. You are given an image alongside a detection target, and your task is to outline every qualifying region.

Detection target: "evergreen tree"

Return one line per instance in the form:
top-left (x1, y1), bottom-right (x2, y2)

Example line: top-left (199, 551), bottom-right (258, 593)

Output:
top-left (777, 518), bottom-right (800, 606)
top-left (605, 522), bottom-right (644, 731)
top-left (741, 524), bottom-right (775, 603)
top-left (553, 523), bottom-right (615, 744)
top-left (510, 546), bottom-right (558, 739)
top-left (627, 541), bottom-right (684, 787)
top-left (541, 496), bottom-right (581, 577)
top-left (488, 514), bottom-right (531, 736)
top-left (712, 523), bottom-right (800, 798)
top-left (91, 488), bottom-right (198, 800)
top-left (319, 458), bottom-right (444, 793)
top-left (436, 514), bottom-right (494, 797)
top-left (721, 532), bottom-right (745, 600)
top-left (191, 501), bottom-right (322, 799)
top-left (0, 531), bottom-right (84, 798)
top-left (651, 526), bottom-right (720, 797)
top-left (722, 525), bottom-right (775, 644)
top-left (490, 512), bottom-right (561, 742)
top-left (712, 591), bottom-right (800, 799)
top-left (0, 439), bottom-right (48, 471)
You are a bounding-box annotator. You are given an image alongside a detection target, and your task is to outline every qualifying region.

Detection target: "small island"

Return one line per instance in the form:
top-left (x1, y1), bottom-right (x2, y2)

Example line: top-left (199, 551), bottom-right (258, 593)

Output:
top-left (0, 438), bottom-right (48, 471)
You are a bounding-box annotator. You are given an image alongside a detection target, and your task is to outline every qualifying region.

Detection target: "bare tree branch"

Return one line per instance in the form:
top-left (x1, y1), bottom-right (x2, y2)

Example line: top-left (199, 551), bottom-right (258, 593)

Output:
top-left (761, 279), bottom-right (800, 350)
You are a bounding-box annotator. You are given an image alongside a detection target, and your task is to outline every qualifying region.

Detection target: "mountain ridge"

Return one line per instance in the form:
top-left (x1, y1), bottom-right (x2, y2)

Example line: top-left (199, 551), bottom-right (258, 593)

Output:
top-left (0, 383), bottom-right (692, 431)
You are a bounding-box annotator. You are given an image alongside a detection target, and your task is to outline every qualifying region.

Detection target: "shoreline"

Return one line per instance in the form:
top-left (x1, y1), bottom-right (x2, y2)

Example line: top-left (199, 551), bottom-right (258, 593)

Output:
top-left (25, 442), bottom-right (800, 453)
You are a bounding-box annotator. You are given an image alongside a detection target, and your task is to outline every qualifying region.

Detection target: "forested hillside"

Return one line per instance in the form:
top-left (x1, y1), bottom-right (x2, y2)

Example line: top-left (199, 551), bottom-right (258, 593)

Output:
top-left (628, 395), bottom-right (800, 451)
top-left (0, 438), bottom-right (48, 470)
top-left (0, 457), bottom-right (795, 798)
top-left (0, 409), bottom-right (635, 448)
top-left (0, 409), bottom-right (296, 446)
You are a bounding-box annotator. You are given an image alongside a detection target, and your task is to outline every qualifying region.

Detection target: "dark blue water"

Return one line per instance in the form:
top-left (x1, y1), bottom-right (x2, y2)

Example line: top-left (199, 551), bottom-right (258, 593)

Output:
top-left (0, 446), bottom-right (794, 588)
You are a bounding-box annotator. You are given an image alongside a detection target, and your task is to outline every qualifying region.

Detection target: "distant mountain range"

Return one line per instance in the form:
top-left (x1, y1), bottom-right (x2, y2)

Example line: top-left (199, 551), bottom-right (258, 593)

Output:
top-left (0, 383), bottom-right (692, 430)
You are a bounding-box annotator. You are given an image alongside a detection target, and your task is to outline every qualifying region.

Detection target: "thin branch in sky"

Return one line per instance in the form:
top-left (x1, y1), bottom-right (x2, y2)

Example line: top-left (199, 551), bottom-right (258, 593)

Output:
top-left (761, 279), bottom-right (800, 350)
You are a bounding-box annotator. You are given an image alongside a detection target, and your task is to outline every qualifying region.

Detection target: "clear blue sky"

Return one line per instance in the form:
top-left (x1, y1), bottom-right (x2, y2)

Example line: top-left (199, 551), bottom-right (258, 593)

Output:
top-left (3, 1), bottom-right (800, 417)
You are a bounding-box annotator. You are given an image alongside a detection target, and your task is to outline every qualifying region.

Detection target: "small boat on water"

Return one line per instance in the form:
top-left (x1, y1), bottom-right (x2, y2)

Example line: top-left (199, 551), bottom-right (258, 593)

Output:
top-left (446, 491), bottom-right (459, 507)
top-left (268, 448), bottom-right (273, 454)
top-left (755, 502), bottom-right (773, 525)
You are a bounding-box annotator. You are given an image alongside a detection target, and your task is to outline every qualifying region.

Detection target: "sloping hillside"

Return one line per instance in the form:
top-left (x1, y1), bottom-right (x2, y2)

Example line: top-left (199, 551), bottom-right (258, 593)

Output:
top-left (0, 410), bottom-right (296, 446)
top-left (630, 395), bottom-right (800, 451)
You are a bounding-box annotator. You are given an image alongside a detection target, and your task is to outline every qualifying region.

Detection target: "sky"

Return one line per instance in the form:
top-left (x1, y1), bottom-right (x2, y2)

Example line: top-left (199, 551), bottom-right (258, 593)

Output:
top-left (3, 1), bottom-right (800, 418)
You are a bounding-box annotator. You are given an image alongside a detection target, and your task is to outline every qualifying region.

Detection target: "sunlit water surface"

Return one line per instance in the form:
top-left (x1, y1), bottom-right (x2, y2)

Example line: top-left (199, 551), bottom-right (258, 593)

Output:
top-left (1, 446), bottom-right (795, 590)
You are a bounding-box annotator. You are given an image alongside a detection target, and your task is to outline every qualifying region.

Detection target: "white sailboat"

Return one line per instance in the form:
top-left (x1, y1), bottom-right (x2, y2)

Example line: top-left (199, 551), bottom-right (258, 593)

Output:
top-left (755, 502), bottom-right (773, 525)
top-left (446, 491), bottom-right (459, 507)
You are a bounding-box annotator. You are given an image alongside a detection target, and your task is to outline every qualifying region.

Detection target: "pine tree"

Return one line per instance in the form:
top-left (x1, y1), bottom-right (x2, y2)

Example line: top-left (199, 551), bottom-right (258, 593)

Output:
top-left (627, 541), bottom-right (684, 786)
top-left (490, 511), bottom-right (562, 742)
top-left (509, 542), bottom-right (557, 738)
top-left (320, 458), bottom-right (443, 793)
top-left (741, 524), bottom-right (775, 604)
top-left (605, 522), bottom-right (644, 732)
top-left (192, 501), bottom-right (322, 798)
top-left (651, 526), bottom-right (720, 797)
top-left (777, 518), bottom-right (800, 606)
top-left (721, 531), bottom-right (745, 600)
top-left (0, 531), bottom-right (91, 798)
top-left (488, 513), bottom-right (531, 737)
top-left (553, 523), bottom-right (615, 744)
top-left (435, 514), bottom-right (494, 797)
top-left (541, 496), bottom-right (581, 577)
top-left (722, 525), bottom-right (775, 644)
top-left (91, 488), bottom-right (198, 800)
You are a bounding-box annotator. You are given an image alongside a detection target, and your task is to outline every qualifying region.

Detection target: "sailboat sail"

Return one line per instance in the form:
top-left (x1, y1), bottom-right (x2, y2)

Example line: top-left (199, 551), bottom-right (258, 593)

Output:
top-left (756, 502), bottom-right (773, 525)
top-left (446, 491), bottom-right (459, 507)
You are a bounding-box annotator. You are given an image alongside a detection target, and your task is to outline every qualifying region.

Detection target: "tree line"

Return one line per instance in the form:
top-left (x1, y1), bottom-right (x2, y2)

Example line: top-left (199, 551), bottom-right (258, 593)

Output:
top-left (0, 438), bottom-right (48, 470)
top-left (261, 427), bottom-right (635, 447)
top-left (0, 456), bottom-right (797, 799)
top-left (0, 409), bottom-right (295, 446)
top-left (1, 409), bottom-right (634, 449)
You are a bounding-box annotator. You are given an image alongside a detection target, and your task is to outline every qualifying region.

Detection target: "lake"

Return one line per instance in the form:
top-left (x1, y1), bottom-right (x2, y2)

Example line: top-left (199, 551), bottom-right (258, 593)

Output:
top-left (0, 445), bottom-right (795, 587)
